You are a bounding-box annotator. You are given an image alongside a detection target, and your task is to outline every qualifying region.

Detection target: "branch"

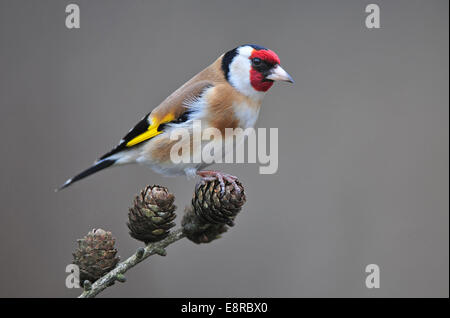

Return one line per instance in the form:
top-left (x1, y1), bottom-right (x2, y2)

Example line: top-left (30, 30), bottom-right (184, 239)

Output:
top-left (74, 178), bottom-right (245, 298)
top-left (78, 228), bottom-right (185, 298)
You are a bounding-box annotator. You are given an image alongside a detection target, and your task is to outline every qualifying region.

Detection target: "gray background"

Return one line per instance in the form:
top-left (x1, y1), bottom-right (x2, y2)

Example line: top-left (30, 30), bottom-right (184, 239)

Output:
top-left (0, 0), bottom-right (448, 297)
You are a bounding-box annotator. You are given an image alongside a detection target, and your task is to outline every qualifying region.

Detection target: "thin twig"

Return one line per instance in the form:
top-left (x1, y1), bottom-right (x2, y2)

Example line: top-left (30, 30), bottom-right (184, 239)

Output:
top-left (78, 228), bottom-right (185, 298)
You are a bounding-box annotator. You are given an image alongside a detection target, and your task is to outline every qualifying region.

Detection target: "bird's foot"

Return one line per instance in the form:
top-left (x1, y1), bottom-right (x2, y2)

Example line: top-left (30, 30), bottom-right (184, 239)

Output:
top-left (197, 170), bottom-right (241, 195)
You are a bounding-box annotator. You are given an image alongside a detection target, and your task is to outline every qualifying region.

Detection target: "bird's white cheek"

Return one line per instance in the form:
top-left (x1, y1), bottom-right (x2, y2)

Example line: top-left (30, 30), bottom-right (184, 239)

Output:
top-left (228, 56), bottom-right (265, 101)
top-left (229, 56), bottom-right (251, 89)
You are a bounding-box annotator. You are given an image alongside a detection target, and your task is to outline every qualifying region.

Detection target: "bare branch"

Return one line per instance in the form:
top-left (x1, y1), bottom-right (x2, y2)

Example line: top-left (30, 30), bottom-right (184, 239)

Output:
top-left (78, 228), bottom-right (185, 298)
top-left (76, 177), bottom-right (245, 298)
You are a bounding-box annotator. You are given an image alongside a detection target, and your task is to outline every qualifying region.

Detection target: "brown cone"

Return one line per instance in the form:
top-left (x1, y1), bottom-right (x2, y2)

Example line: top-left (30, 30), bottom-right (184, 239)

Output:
top-left (72, 228), bottom-right (120, 283)
top-left (182, 177), bottom-right (246, 244)
top-left (127, 185), bottom-right (176, 244)
top-left (182, 206), bottom-right (229, 244)
top-left (192, 179), bottom-right (245, 226)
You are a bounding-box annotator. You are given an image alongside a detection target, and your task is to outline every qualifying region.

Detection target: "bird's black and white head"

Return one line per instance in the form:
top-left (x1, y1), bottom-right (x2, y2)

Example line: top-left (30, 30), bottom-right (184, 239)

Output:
top-left (221, 44), bottom-right (293, 100)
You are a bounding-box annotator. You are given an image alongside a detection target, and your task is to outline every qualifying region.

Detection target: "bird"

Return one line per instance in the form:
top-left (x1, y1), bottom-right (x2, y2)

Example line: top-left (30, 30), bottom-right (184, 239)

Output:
top-left (58, 44), bottom-right (293, 193)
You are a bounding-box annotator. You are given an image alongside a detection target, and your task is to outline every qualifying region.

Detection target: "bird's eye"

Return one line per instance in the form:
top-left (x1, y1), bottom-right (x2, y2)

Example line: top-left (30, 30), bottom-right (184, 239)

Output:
top-left (252, 58), bottom-right (262, 67)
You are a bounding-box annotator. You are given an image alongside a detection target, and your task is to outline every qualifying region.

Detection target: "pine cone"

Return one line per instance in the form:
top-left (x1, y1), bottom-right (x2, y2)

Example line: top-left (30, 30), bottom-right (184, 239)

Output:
top-left (182, 206), bottom-right (229, 244)
top-left (127, 185), bottom-right (176, 244)
top-left (182, 177), bottom-right (246, 244)
top-left (73, 229), bottom-right (120, 284)
top-left (192, 179), bottom-right (245, 226)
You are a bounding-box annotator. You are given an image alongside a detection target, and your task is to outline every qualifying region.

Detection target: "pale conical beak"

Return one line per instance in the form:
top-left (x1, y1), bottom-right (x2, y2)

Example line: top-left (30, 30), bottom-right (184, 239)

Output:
top-left (266, 65), bottom-right (294, 83)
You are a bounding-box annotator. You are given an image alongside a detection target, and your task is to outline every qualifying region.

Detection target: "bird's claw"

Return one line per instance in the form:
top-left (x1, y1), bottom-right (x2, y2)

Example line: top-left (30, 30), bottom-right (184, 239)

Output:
top-left (197, 171), bottom-right (241, 195)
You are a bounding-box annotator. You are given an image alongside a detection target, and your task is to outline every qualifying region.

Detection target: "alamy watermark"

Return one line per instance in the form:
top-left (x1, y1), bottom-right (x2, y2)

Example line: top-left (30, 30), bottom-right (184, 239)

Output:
top-left (65, 264), bottom-right (80, 288)
top-left (365, 264), bottom-right (380, 289)
top-left (365, 4), bottom-right (381, 29)
top-left (65, 4), bottom-right (80, 29)
top-left (168, 120), bottom-right (278, 175)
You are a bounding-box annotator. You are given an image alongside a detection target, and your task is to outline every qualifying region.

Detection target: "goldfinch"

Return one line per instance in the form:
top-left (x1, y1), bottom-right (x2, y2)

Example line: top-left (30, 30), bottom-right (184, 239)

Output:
top-left (58, 44), bottom-right (293, 192)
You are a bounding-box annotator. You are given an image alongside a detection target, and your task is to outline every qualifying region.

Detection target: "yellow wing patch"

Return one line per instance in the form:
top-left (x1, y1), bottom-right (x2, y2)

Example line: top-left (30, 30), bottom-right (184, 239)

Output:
top-left (126, 113), bottom-right (175, 147)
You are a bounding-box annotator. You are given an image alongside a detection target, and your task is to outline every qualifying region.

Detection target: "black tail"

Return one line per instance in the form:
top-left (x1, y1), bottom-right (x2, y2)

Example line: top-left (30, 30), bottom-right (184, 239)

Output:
top-left (56, 159), bottom-right (116, 191)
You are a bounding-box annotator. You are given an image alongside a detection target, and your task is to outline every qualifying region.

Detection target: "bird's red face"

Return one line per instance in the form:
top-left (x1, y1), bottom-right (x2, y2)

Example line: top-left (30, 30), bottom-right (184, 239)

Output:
top-left (222, 44), bottom-right (293, 98)
top-left (249, 49), bottom-right (282, 92)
